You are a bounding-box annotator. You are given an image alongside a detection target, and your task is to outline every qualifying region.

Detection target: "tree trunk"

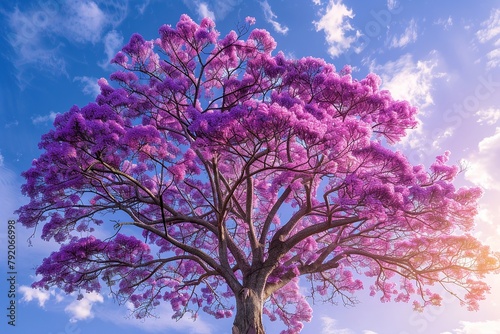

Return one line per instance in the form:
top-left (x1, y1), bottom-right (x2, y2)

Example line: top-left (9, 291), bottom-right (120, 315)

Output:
top-left (232, 288), bottom-right (265, 334)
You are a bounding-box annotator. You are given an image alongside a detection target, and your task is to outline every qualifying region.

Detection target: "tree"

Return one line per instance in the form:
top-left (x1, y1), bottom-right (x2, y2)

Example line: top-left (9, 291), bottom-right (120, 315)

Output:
top-left (17, 14), bottom-right (499, 334)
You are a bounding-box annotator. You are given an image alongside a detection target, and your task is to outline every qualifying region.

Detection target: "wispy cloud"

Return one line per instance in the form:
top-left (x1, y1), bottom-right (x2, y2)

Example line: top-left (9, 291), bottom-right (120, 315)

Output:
top-left (5, 7), bottom-right (68, 85)
top-left (321, 316), bottom-right (355, 334)
top-left (4, 1), bottom-right (128, 87)
top-left (320, 316), bottom-right (379, 334)
top-left (387, 0), bottom-right (399, 11)
top-left (390, 19), bottom-right (417, 48)
top-left (434, 16), bottom-right (453, 30)
top-left (476, 8), bottom-right (500, 69)
top-left (476, 9), bottom-right (500, 43)
top-left (97, 0), bottom-right (128, 26)
top-left (58, 1), bottom-right (107, 44)
top-left (136, 0), bottom-right (151, 15)
top-left (74, 76), bottom-right (101, 97)
top-left (313, 0), bottom-right (360, 58)
top-left (443, 319), bottom-right (500, 333)
top-left (4, 120), bottom-right (19, 128)
top-left (260, 0), bottom-right (289, 35)
top-left (100, 30), bottom-right (124, 69)
top-left (369, 51), bottom-right (446, 153)
top-left (476, 107), bottom-right (500, 125)
top-left (32, 111), bottom-right (59, 125)
top-left (98, 302), bottom-right (214, 333)
top-left (196, 2), bottom-right (215, 20)
top-left (99, 30), bottom-right (123, 69)
top-left (370, 51), bottom-right (445, 109)
top-left (183, 0), bottom-right (237, 20)
top-left (211, 0), bottom-right (238, 20)
top-left (474, 206), bottom-right (500, 248)
top-left (465, 127), bottom-right (500, 190)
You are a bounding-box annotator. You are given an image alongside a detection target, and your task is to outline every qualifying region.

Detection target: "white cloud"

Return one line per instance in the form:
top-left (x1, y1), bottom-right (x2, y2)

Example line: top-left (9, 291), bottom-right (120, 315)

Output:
top-left (370, 52), bottom-right (445, 109)
top-left (197, 2), bottom-right (215, 20)
top-left (476, 9), bottom-right (500, 69)
top-left (74, 76), bottom-right (101, 97)
top-left (65, 292), bottom-right (104, 322)
top-left (100, 30), bottom-right (124, 68)
top-left (465, 128), bottom-right (500, 190)
top-left (19, 284), bottom-right (66, 306)
top-left (32, 111), bottom-right (59, 125)
top-left (387, 0), bottom-right (399, 11)
top-left (19, 286), bottom-right (51, 307)
top-left (390, 19), bottom-right (417, 48)
top-left (314, 0), bottom-right (361, 58)
top-left (260, 0), bottom-right (289, 35)
top-left (98, 302), bottom-right (213, 334)
top-left (446, 319), bottom-right (500, 334)
top-left (434, 16), bottom-right (453, 30)
top-left (484, 49), bottom-right (500, 69)
top-left (321, 317), bottom-right (353, 334)
top-left (476, 107), bottom-right (500, 125)
top-left (476, 9), bottom-right (500, 43)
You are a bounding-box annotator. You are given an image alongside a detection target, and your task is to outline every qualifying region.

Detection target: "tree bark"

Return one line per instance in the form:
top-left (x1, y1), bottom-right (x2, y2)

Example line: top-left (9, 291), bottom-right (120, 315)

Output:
top-left (232, 288), bottom-right (265, 334)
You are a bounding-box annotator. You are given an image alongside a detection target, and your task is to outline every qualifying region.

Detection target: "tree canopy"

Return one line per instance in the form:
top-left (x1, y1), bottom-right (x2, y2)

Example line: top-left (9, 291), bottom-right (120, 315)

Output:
top-left (17, 14), bottom-right (499, 334)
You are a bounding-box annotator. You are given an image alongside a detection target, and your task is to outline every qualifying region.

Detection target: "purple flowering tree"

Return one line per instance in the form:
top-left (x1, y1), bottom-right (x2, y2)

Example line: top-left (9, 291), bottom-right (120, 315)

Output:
top-left (17, 15), bottom-right (499, 334)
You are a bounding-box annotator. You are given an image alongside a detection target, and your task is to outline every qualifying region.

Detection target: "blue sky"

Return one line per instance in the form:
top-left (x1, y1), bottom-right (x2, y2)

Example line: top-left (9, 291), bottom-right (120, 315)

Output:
top-left (1, 0), bottom-right (500, 333)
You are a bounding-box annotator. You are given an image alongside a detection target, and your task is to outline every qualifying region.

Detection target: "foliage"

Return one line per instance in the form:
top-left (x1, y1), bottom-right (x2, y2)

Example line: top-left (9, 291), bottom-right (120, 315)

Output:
top-left (17, 14), bottom-right (499, 333)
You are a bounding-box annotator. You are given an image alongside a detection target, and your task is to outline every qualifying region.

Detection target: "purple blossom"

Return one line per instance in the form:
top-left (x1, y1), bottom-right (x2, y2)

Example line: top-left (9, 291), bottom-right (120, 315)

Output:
top-left (15, 14), bottom-right (499, 334)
